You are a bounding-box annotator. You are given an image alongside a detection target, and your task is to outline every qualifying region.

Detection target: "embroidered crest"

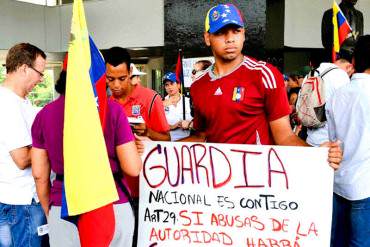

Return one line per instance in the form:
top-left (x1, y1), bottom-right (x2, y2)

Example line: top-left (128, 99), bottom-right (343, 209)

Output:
top-left (212, 10), bottom-right (220, 21)
top-left (232, 86), bottom-right (245, 102)
top-left (132, 105), bottom-right (141, 116)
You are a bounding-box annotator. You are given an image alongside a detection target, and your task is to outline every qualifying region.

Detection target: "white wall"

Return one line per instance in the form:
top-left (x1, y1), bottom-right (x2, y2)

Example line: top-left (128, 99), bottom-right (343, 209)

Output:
top-left (0, 0), bottom-right (164, 52)
top-left (285, 0), bottom-right (370, 48)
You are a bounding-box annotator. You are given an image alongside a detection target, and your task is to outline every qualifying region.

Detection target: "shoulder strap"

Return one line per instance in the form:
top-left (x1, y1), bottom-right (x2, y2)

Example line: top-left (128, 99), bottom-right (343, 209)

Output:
top-left (148, 93), bottom-right (159, 119)
top-left (320, 67), bottom-right (338, 78)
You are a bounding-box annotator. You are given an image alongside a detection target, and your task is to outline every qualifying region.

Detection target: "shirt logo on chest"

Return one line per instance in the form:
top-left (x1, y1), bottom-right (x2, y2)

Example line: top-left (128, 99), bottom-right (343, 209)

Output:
top-left (232, 86), bottom-right (245, 102)
top-left (214, 87), bottom-right (223, 96)
top-left (132, 105), bottom-right (141, 115)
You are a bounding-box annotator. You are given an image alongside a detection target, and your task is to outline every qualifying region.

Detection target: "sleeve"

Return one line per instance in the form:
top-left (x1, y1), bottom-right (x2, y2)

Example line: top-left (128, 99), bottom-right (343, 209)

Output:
top-left (185, 97), bottom-right (193, 122)
top-left (115, 106), bottom-right (135, 146)
top-left (325, 94), bottom-right (337, 142)
top-left (263, 64), bottom-right (291, 122)
top-left (326, 69), bottom-right (350, 100)
top-left (147, 95), bottom-right (170, 133)
top-left (1, 101), bottom-right (32, 152)
top-left (31, 110), bottom-right (46, 149)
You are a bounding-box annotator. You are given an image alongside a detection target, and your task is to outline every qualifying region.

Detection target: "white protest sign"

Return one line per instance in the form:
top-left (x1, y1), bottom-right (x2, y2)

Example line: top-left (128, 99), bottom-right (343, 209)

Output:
top-left (183, 57), bottom-right (214, 87)
top-left (138, 142), bottom-right (334, 247)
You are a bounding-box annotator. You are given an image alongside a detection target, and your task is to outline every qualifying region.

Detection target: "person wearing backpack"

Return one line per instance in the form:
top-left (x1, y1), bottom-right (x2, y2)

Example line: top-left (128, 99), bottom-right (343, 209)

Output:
top-left (326, 35), bottom-right (370, 247)
top-left (296, 50), bottom-right (354, 147)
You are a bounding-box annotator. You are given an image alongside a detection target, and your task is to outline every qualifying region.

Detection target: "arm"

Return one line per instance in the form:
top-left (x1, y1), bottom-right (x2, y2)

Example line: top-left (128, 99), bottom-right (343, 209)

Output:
top-left (269, 116), bottom-right (309, 146)
top-left (132, 123), bottom-right (171, 141)
top-left (31, 147), bottom-right (51, 216)
top-left (10, 146), bottom-right (31, 170)
top-left (289, 93), bottom-right (298, 106)
top-left (270, 116), bottom-right (342, 169)
top-left (177, 130), bottom-right (207, 142)
top-left (116, 141), bottom-right (143, 177)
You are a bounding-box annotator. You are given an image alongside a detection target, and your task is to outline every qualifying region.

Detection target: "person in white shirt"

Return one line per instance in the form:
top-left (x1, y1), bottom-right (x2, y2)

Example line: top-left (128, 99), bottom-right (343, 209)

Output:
top-left (130, 63), bottom-right (146, 86)
top-left (162, 72), bottom-right (193, 141)
top-left (326, 35), bottom-right (370, 247)
top-left (306, 52), bottom-right (354, 147)
top-left (0, 43), bottom-right (48, 247)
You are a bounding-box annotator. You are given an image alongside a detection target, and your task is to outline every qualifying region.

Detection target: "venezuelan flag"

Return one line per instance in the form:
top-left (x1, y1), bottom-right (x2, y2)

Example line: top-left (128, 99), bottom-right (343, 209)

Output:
top-left (332, 1), bottom-right (352, 62)
top-left (63, 0), bottom-right (118, 246)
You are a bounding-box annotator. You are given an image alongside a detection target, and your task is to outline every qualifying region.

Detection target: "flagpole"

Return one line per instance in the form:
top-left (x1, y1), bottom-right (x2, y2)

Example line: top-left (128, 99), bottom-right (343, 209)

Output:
top-left (178, 49), bottom-right (186, 120)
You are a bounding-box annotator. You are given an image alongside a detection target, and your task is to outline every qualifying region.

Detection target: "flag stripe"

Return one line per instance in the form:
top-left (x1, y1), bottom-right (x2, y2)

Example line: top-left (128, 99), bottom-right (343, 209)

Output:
top-left (64, 0), bottom-right (118, 216)
top-left (332, 1), bottom-right (352, 61)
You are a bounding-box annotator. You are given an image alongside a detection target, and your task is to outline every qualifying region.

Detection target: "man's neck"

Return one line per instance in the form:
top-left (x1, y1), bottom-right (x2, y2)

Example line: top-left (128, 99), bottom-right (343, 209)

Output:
top-left (213, 54), bottom-right (244, 77)
top-left (114, 84), bottom-right (137, 103)
top-left (364, 68), bottom-right (370, 75)
top-left (2, 77), bottom-right (27, 99)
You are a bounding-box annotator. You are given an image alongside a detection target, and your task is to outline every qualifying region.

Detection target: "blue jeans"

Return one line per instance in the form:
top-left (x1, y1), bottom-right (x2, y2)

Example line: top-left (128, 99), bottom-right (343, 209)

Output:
top-left (0, 200), bottom-right (48, 247)
top-left (331, 193), bottom-right (370, 247)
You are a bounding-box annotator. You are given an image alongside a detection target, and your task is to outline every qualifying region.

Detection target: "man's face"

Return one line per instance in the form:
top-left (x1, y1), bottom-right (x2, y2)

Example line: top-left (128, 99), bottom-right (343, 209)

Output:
top-left (25, 55), bottom-right (46, 93)
top-left (106, 63), bottom-right (132, 99)
top-left (204, 25), bottom-right (245, 62)
top-left (191, 62), bottom-right (204, 81)
top-left (131, 75), bottom-right (141, 86)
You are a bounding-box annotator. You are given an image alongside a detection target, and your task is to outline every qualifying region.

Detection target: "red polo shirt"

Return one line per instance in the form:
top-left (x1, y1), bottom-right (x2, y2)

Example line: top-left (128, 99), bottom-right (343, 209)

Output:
top-left (190, 56), bottom-right (290, 145)
top-left (111, 84), bottom-right (169, 197)
top-left (111, 84), bottom-right (169, 134)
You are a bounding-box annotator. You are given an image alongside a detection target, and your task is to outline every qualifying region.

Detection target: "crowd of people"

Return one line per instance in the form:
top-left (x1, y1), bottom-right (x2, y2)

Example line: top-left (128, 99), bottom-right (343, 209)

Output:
top-left (0, 1), bottom-right (368, 247)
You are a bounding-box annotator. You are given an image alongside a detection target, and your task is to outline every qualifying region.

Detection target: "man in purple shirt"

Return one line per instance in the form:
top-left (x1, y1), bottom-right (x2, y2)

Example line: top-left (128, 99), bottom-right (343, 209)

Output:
top-left (31, 71), bottom-right (142, 247)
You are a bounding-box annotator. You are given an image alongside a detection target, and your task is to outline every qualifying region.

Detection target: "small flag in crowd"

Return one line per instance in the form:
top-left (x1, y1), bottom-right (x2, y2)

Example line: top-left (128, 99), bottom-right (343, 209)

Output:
top-left (63, 0), bottom-right (118, 246)
top-left (332, 0), bottom-right (352, 62)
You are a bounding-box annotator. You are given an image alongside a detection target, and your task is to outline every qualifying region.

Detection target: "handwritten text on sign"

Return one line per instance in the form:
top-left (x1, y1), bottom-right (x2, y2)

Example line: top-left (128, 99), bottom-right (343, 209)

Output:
top-left (138, 142), bottom-right (334, 247)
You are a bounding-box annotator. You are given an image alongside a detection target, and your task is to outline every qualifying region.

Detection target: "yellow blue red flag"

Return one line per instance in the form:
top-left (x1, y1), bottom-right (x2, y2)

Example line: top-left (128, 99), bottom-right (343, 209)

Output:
top-left (332, 1), bottom-right (352, 62)
top-left (63, 0), bottom-right (118, 245)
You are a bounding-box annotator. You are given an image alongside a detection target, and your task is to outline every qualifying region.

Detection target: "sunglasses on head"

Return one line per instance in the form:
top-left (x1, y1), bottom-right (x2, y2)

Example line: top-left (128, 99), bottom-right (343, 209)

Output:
top-left (192, 69), bottom-right (200, 75)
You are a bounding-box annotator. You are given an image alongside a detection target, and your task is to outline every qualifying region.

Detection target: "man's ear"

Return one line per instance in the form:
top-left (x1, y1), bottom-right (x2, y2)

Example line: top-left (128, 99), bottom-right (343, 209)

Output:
top-left (19, 64), bottom-right (28, 75)
top-left (204, 32), bottom-right (211, 47)
top-left (346, 63), bottom-right (355, 76)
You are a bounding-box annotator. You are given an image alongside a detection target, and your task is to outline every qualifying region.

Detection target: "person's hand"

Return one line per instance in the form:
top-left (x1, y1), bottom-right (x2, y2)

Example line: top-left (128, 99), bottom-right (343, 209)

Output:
top-left (320, 140), bottom-right (343, 170)
top-left (170, 122), bottom-right (180, 130)
top-left (181, 120), bottom-right (191, 130)
top-left (134, 134), bottom-right (151, 156)
top-left (132, 122), bottom-right (147, 136)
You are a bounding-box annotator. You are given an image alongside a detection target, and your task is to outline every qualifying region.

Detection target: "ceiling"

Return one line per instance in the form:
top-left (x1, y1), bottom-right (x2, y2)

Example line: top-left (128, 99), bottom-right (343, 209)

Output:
top-left (14, 0), bottom-right (95, 6)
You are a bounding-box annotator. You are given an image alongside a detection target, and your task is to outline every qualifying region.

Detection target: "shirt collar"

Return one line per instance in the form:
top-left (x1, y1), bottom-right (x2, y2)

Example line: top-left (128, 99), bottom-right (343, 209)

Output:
top-left (351, 73), bottom-right (370, 81)
top-left (128, 84), bottom-right (141, 100)
top-left (109, 84), bottom-right (141, 105)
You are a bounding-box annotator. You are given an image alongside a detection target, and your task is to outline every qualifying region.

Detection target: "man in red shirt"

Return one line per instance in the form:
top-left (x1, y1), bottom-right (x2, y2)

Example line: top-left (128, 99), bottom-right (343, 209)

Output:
top-left (104, 47), bottom-right (170, 142)
top-left (104, 46), bottom-right (170, 204)
top-left (183, 3), bottom-right (342, 169)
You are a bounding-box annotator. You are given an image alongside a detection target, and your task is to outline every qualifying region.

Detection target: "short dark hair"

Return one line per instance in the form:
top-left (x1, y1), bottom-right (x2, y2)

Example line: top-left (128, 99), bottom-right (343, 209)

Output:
top-left (55, 70), bottom-right (66, 95)
top-left (103, 47), bottom-right (131, 71)
top-left (5, 43), bottom-right (46, 73)
top-left (196, 60), bottom-right (212, 71)
top-left (353, 35), bottom-right (370, 73)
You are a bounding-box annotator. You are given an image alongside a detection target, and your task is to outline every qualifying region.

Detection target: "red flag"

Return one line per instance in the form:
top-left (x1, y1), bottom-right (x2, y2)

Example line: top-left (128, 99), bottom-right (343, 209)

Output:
top-left (175, 49), bottom-right (186, 120)
top-left (175, 50), bottom-right (184, 87)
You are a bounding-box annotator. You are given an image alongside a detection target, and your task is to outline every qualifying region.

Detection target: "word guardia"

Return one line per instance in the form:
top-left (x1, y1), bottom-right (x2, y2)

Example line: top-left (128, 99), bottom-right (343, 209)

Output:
top-left (143, 144), bottom-right (289, 190)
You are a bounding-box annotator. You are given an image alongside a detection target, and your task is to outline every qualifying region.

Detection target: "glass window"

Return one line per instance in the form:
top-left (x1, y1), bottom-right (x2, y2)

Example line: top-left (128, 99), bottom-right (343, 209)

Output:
top-left (0, 63), bottom-right (59, 107)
